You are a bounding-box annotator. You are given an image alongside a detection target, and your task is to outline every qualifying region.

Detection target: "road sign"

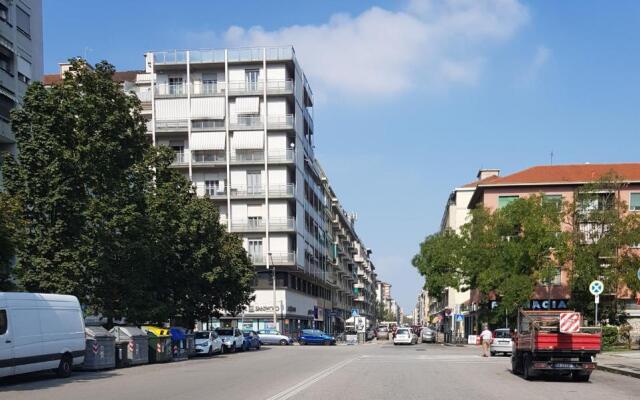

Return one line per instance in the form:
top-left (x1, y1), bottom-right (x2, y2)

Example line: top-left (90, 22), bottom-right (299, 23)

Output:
top-left (589, 280), bottom-right (604, 296)
top-left (351, 308), bottom-right (359, 317)
top-left (559, 312), bottom-right (581, 333)
top-left (455, 314), bottom-right (464, 322)
top-left (595, 295), bottom-right (600, 304)
top-left (355, 316), bottom-right (366, 333)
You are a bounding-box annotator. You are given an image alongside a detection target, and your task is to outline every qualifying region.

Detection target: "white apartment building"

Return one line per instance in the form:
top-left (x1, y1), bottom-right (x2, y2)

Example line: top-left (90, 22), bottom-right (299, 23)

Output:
top-left (133, 46), bottom-right (377, 334)
top-left (433, 168), bottom-right (500, 338)
top-left (0, 0), bottom-right (43, 186)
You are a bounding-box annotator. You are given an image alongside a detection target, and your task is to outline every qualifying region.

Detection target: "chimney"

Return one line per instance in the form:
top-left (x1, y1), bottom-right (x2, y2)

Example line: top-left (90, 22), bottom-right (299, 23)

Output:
top-left (477, 168), bottom-right (500, 180)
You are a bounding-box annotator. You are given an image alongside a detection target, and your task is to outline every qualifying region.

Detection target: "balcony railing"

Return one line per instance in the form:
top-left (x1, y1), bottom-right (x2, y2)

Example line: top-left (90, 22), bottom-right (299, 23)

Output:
top-left (268, 149), bottom-right (295, 163)
top-left (269, 217), bottom-right (296, 231)
top-left (269, 184), bottom-right (295, 197)
top-left (227, 79), bottom-right (294, 95)
top-left (227, 184), bottom-right (295, 198)
top-left (230, 115), bottom-right (263, 130)
top-left (192, 119), bottom-right (225, 131)
top-left (266, 79), bottom-right (294, 94)
top-left (135, 89), bottom-right (152, 102)
top-left (152, 47), bottom-right (294, 65)
top-left (231, 150), bottom-right (264, 163)
top-left (156, 119), bottom-right (188, 131)
top-left (192, 151), bottom-right (226, 165)
top-left (231, 219), bottom-right (265, 232)
top-left (249, 251), bottom-right (296, 266)
top-left (191, 82), bottom-right (226, 97)
top-left (206, 187), bottom-right (227, 199)
top-left (155, 83), bottom-right (187, 97)
top-left (267, 114), bottom-right (294, 130)
top-left (172, 152), bottom-right (188, 166)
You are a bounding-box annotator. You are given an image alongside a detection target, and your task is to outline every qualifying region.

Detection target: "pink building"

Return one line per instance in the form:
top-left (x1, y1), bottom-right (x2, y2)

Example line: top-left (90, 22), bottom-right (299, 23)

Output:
top-left (465, 163), bottom-right (640, 313)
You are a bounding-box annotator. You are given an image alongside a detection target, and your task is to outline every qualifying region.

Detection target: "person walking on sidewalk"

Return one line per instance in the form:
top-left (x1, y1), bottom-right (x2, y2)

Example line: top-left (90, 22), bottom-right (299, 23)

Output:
top-left (480, 324), bottom-right (493, 357)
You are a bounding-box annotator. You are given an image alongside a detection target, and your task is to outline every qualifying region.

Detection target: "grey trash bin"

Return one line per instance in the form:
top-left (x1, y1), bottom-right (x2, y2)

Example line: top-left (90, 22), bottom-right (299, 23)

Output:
top-left (83, 326), bottom-right (116, 370)
top-left (110, 326), bottom-right (149, 366)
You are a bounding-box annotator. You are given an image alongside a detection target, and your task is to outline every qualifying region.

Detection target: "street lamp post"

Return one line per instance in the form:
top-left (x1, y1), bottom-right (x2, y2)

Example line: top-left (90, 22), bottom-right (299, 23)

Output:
top-left (268, 253), bottom-right (277, 329)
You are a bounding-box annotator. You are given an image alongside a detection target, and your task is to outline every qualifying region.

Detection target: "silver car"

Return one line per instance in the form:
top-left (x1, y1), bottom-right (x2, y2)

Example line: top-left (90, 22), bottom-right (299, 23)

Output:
top-left (257, 329), bottom-right (293, 345)
top-left (490, 328), bottom-right (512, 356)
top-left (421, 327), bottom-right (436, 343)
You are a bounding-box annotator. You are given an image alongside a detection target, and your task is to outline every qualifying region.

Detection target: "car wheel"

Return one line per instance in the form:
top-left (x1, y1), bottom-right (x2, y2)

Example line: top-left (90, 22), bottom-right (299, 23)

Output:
top-left (256, 343), bottom-right (261, 350)
top-left (280, 339), bottom-right (288, 346)
top-left (323, 340), bottom-right (330, 346)
top-left (208, 346), bottom-right (213, 356)
top-left (56, 354), bottom-right (73, 378)
top-left (490, 351), bottom-right (496, 357)
top-left (230, 344), bottom-right (236, 353)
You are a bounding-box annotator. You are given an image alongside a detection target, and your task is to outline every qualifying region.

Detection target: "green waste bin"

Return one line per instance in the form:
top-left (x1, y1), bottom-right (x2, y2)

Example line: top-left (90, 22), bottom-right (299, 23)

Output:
top-left (141, 326), bottom-right (173, 363)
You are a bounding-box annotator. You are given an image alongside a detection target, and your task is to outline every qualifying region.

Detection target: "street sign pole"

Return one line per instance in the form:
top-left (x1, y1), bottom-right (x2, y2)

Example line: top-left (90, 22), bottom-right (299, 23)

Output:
top-left (594, 294), bottom-right (599, 326)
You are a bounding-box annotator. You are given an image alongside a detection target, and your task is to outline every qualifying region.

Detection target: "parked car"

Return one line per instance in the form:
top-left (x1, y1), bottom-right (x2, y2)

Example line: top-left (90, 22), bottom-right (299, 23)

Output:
top-left (0, 292), bottom-right (85, 379)
top-left (194, 331), bottom-right (223, 356)
top-left (298, 329), bottom-right (336, 345)
top-left (242, 331), bottom-right (261, 351)
top-left (393, 327), bottom-right (417, 345)
top-left (376, 326), bottom-right (390, 340)
top-left (215, 327), bottom-right (244, 353)
top-left (365, 327), bottom-right (375, 341)
top-left (257, 329), bottom-right (293, 345)
top-left (490, 328), bottom-right (513, 356)
top-left (421, 327), bottom-right (436, 343)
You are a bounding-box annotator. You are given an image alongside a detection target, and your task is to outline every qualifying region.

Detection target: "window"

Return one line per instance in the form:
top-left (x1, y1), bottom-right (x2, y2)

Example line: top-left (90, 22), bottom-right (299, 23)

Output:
top-left (0, 4), bottom-right (8, 23)
top-left (17, 57), bottom-right (31, 84)
top-left (0, 52), bottom-right (12, 74)
top-left (16, 7), bottom-right (29, 37)
top-left (498, 195), bottom-right (519, 209)
top-left (245, 69), bottom-right (259, 91)
top-left (543, 194), bottom-right (563, 209)
top-left (248, 239), bottom-right (263, 259)
top-left (0, 93), bottom-right (14, 121)
top-left (630, 193), bottom-right (640, 211)
top-left (202, 73), bottom-right (217, 94)
top-left (0, 310), bottom-right (6, 335)
top-left (248, 216), bottom-right (262, 229)
top-left (168, 76), bottom-right (183, 95)
top-left (192, 119), bottom-right (224, 130)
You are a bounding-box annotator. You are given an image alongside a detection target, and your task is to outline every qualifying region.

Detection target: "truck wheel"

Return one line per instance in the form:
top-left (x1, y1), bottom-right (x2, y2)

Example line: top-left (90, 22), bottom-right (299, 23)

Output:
top-left (523, 354), bottom-right (534, 381)
top-left (56, 354), bottom-right (73, 378)
top-left (511, 352), bottom-right (521, 374)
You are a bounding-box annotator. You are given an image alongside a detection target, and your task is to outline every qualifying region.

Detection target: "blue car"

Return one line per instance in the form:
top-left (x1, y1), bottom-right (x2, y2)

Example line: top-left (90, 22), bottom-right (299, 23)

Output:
top-left (242, 330), bottom-right (261, 351)
top-left (298, 329), bottom-right (336, 345)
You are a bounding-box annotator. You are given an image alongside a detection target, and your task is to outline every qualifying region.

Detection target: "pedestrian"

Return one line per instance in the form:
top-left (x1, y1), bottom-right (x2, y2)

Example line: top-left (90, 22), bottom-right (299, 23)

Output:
top-left (480, 323), bottom-right (493, 357)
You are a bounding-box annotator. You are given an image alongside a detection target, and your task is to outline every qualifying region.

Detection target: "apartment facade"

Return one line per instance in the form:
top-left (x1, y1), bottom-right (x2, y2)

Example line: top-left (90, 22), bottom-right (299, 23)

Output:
top-left (461, 163), bottom-right (640, 334)
top-left (131, 47), bottom-right (377, 334)
top-left (0, 0), bottom-right (43, 185)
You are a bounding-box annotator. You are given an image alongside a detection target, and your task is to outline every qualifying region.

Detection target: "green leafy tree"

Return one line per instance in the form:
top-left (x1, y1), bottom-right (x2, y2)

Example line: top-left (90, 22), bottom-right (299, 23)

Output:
top-left (0, 192), bottom-right (24, 290)
top-left (3, 59), bottom-right (152, 322)
top-left (566, 174), bottom-right (640, 323)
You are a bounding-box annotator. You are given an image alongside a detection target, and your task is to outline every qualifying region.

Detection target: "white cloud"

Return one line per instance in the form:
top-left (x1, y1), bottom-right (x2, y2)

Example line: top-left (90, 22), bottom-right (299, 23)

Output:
top-left (518, 45), bottom-right (551, 86)
top-left (186, 0), bottom-right (529, 98)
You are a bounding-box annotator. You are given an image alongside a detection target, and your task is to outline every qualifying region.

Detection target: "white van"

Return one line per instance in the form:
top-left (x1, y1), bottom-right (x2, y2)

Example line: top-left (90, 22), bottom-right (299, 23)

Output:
top-left (0, 292), bottom-right (85, 378)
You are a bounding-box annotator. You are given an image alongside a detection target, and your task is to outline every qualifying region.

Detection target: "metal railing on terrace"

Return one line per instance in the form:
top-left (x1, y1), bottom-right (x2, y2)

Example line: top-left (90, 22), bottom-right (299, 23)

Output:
top-left (230, 115), bottom-right (263, 130)
top-left (191, 119), bottom-right (225, 131)
top-left (249, 251), bottom-right (296, 266)
top-left (152, 47), bottom-right (294, 66)
top-left (156, 119), bottom-right (188, 131)
top-left (191, 151), bottom-right (226, 164)
top-left (155, 83), bottom-right (187, 97)
top-left (191, 82), bottom-right (226, 96)
top-left (269, 217), bottom-right (296, 231)
top-left (172, 152), bottom-right (187, 165)
top-left (268, 114), bottom-right (294, 130)
top-left (268, 149), bottom-right (295, 162)
top-left (228, 184), bottom-right (295, 198)
top-left (229, 217), bottom-right (295, 232)
top-left (229, 149), bottom-right (295, 163)
top-left (227, 79), bottom-right (293, 95)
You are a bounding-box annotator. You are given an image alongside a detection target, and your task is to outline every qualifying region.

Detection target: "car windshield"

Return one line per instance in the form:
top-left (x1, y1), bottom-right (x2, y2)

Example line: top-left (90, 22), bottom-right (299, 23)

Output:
top-left (397, 329), bottom-right (409, 335)
top-left (495, 330), bottom-right (511, 339)
top-left (243, 332), bottom-right (252, 337)
top-left (379, 327), bottom-right (388, 332)
top-left (194, 332), bottom-right (210, 339)
top-left (216, 329), bottom-right (233, 336)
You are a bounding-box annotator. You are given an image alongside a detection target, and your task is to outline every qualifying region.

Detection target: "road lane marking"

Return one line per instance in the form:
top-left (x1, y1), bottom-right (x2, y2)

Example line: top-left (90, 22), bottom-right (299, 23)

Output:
top-left (265, 356), bottom-right (360, 400)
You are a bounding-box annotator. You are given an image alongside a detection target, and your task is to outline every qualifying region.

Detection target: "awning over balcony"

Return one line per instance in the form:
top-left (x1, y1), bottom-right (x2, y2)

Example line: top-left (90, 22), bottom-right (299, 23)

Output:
top-left (191, 97), bottom-right (225, 119)
top-left (235, 96), bottom-right (260, 114)
top-left (191, 131), bottom-right (225, 150)
top-left (232, 130), bottom-right (263, 149)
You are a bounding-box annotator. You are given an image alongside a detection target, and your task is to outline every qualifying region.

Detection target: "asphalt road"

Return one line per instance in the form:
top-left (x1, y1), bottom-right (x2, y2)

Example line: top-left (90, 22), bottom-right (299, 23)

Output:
top-left (2, 342), bottom-right (640, 400)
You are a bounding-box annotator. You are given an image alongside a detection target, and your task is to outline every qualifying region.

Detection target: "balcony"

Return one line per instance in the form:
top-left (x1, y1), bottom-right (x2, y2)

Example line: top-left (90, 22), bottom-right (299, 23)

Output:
top-left (155, 83), bottom-right (187, 98)
top-left (268, 149), bottom-right (295, 163)
top-left (191, 82), bottom-right (226, 97)
top-left (267, 79), bottom-right (294, 94)
top-left (354, 254), bottom-right (365, 263)
top-left (229, 217), bottom-right (295, 233)
top-left (171, 152), bottom-right (188, 167)
top-left (269, 184), bottom-right (295, 198)
top-left (267, 114), bottom-right (294, 130)
top-left (227, 79), bottom-right (294, 96)
top-left (230, 115), bottom-right (263, 130)
top-left (227, 46), bottom-right (294, 63)
top-left (356, 268), bottom-right (366, 277)
top-left (192, 119), bottom-right (225, 131)
top-left (156, 119), bottom-right (188, 132)
top-left (230, 150), bottom-right (264, 164)
top-left (353, 282), bottom-right (365, 289)
top-left (206, 188), bottom-right (227, 199)
top-left (191, 151), bottom-right (226, 166)
top-left (249, 252), bottom-right (296, 266)
top-left (230, 185), bottom-right (265, 198)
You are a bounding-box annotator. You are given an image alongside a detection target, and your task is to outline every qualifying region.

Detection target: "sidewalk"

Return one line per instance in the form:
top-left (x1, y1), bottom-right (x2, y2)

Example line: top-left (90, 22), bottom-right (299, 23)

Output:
top-left (597, 351), bottom-right (640, 378)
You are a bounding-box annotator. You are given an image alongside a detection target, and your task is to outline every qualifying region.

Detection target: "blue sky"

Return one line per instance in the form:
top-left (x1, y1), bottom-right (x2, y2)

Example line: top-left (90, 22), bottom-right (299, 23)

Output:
top-left (44, 0), bottom-right (640, 312)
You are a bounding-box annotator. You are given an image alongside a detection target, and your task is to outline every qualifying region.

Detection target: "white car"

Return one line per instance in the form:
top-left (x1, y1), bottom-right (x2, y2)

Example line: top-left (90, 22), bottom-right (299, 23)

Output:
top-left (194, 331), bottom-right (223, 356)
top-left (0, 293), bottom-right (85, 378)
top-left (393, 328), bottom-right (417, 345)
top-left (215, 328), bottom-right (245, 353)
top-left (490, 328), bottom-right (513, 356)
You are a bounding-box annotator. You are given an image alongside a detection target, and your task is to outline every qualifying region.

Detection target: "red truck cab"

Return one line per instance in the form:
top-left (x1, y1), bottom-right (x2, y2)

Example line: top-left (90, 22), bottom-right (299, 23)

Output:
top-left (512, 310), bottom-right (601, 381)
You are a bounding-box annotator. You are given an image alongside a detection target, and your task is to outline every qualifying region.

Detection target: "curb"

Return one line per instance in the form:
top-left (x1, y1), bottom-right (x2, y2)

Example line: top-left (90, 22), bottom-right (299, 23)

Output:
top-left (597, 364), bottom-right (640, 379)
